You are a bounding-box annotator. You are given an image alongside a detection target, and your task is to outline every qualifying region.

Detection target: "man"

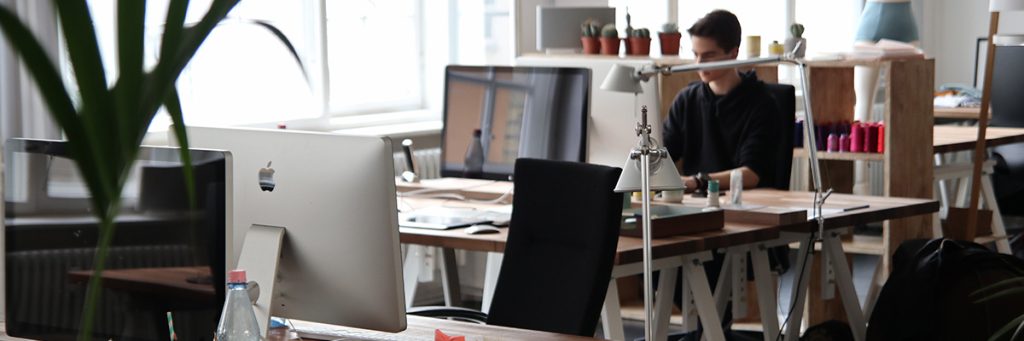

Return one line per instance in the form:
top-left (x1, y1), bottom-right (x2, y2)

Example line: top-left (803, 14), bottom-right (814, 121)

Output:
top-left (659, 10), bottom-right (787, 336)
top-left (663, 9), bottom-right (781, 192)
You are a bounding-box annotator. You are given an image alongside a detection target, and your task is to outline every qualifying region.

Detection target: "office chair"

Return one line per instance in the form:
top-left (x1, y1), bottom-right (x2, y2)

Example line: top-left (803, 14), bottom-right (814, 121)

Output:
top-left (990, 44), bottom-right (1024, 216)
top-left (409, 158), bottom-right (624, 336)
top-left (765, 83), bottom-right (796, 191)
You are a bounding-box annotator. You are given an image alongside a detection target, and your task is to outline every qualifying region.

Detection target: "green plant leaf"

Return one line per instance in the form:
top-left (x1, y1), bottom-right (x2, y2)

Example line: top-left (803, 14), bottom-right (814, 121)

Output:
top-left (165, 87), bottom-right (196, 211)
top-left (989, 313), bottom-right (1024, 341)
top-left (53, 0), bottom-right (110, 118)
top-left (241, 19), bottom-right (309, 82)
top-left (976, 286), bottom-right (1024, 304)
top-left (972, 277), bottom-right (1024, 300)
top-left (114, 0), bottom-right (146, 160)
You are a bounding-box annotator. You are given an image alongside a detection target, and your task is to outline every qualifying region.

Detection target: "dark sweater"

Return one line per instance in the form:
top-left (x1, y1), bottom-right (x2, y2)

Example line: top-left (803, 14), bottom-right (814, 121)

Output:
top-left (662, 71), bottom-right (781, 187)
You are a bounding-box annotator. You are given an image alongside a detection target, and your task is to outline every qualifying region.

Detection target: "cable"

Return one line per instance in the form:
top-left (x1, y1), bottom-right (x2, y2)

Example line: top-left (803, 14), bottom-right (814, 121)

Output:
top-left (776, 233), bottom-right (817, 341)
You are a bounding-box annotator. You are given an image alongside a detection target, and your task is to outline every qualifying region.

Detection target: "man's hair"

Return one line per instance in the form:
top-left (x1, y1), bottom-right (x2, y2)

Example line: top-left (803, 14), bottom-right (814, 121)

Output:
top-left (687, 10), bottom-right (741, 53)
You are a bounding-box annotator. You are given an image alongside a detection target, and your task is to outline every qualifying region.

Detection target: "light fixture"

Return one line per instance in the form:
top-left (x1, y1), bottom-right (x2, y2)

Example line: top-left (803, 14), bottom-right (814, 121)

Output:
top-left (965, 0), bottom-right (1024, 240)
top-left (601, 48), bottom-right (827, 341)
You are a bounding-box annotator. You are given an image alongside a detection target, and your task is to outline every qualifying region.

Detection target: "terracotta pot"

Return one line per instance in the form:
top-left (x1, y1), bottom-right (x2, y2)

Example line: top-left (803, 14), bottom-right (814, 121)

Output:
top-left (581, 37), bottom-right (600, 54)
top-left (599, 37), bottom-right (620, 55)
top-left (628, 37), bottom-right (651, 56)
top-left (659, 32), bottom-right (682, 55)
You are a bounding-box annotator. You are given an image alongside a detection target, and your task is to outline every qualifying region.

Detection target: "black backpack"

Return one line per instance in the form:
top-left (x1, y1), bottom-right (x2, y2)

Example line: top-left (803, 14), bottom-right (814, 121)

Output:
top-left (867, 239), bottom-right (1024, 340)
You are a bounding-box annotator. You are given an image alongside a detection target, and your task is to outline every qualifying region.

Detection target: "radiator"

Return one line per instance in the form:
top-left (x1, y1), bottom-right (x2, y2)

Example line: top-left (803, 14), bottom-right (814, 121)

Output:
top-left (6, 245), bottom-right (195, 337)
top-left (393, 148), bottom-right (441, 180)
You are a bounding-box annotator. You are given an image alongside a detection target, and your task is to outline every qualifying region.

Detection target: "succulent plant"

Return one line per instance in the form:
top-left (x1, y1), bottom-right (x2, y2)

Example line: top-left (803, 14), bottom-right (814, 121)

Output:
top-left (790, 23), bottom-right (805, 39)
top-left (581, 19), bottom-right (601, 37)
top-left (661, 22), bottom-right (678, 33)
top-left (601, 23), bottom-right (618, 38)
top-left (631, 28), bottom-right (650, 38)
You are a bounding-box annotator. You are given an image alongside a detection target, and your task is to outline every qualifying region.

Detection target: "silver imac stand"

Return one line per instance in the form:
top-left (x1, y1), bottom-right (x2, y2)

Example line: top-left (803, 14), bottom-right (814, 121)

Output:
top-left (236, 224), bottom-right (286, 337)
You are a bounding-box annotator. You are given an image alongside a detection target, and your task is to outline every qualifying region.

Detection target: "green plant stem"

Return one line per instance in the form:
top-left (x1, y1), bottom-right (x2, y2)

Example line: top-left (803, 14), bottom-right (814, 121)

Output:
top-left (78, 200), bottom-right (121, 340)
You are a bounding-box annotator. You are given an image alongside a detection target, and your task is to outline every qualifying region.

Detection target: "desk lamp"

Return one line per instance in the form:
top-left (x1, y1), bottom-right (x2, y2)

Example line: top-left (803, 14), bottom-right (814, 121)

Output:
top-left (601, 48), bottom-right (828, 341)
top-left (965, 0), bottom-right (1024, 241)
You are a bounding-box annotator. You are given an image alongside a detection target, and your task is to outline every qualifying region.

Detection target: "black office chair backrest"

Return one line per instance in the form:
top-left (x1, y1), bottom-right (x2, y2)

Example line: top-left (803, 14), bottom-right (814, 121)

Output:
top-left (765, 83), bottom-right (796, 190)
top-left (991, 44), bottom-right (1024, 128)
top-left (486, 158), bottom-right (624, 336)
top-left (990, 44), bottom-right (1024, 208)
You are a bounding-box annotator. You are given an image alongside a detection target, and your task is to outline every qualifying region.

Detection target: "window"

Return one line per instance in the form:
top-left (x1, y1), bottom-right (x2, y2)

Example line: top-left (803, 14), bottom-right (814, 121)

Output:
top-left (71, 0), bottom-right (511, 132)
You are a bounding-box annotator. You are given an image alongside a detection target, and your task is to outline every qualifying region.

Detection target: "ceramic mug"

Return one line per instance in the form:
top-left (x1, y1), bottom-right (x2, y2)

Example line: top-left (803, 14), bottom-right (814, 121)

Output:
top-left (745, 35), bottom-right (761, 58)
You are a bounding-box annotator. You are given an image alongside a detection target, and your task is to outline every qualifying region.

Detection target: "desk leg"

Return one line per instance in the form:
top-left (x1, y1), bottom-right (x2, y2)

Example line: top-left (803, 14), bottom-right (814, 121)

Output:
top-left (785, 236), bottom-right (814, 341)
top-left (713, 252), bottom-right (734, 322)
top-left (481, 252), bottom-right (503, 313)
top-left (681, 253), bottom-right (725, 341)
top-left (439, 247), bottom-right (462, 307)
top-left (751, 245), bottom-right (780, 341)
top-left (601, 279), bottom-right (626, 341)
top-left (402, 245), bottom-right (425, 308)
top-left (981, 173), bottom-right (1011, 254)
top-left (654, 266), bottom-right (679, 340)
top-left (822, 232), bottom-right (866, 341)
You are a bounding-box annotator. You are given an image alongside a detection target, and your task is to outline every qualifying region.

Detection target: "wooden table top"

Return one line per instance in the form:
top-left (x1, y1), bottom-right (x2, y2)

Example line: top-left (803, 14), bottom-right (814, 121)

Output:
top-left (724, 189), bottom-right (939, 233)
top-left (67, 266), bottom-right (216, 303)
top-left (934, 125), bottom-right (1024, 153)
top-left (398, 197), bottom-right (779, 265)
top-left (269, 315), bottom-right (607, 340)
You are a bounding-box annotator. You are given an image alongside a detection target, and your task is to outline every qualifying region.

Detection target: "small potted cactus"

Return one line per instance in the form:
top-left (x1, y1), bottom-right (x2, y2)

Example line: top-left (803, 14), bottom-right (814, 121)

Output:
top-left (658, 22), bottom-right (681, 55)
top-left (580, 19), bottom-right (601, 54)
top-left (623, 11), bottom-right (634, 55)
top-left (785, 23), bottom-right (806, 58)
top-left (628, 28), bottom-right (652, 56)
top-left (599, 23), bottom-right (620, 55)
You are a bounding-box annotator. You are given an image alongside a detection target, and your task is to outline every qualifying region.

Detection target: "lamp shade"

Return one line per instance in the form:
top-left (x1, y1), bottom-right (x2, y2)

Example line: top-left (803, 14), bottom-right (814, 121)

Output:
top-left (614, 149), bottom-right (685, 192)
top-left (992, 0), bottom-right (1024, 11)
top-left (601, 64), bottom-right (644, 93)
top-left (854, 1), bottom-right (919, 43)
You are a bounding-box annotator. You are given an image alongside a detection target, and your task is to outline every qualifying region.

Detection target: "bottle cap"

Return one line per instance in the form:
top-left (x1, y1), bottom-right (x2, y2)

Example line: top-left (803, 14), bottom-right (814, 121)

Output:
top-left (707, 179), bottom-right (719, 193)
top-left (228, 269), bottom-right (247, 284)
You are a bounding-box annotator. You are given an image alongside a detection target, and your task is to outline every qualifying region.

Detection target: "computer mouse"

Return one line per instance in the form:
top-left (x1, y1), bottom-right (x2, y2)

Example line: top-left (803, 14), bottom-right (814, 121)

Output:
top-left (465, 224), bottom-right (501, 235)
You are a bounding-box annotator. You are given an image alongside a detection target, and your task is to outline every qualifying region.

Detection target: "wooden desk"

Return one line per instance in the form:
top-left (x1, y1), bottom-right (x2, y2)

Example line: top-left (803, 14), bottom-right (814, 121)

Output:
top-left (272, 315), bottom-right (607, 340)
top-left (399, 197), bottom-right (781, 341)
top-left (934, 106), bottom-right (986, 120)
top-left (933, 125), bottom-right (1024, 153)
top-left (67, 266), bottom-right (216, 304)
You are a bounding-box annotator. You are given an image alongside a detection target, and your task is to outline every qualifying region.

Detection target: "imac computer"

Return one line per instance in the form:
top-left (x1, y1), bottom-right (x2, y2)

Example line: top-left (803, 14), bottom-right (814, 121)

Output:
top-left (441, 65), bottom-right (590, 180)
top-left (181, 126), bottom-right (406, 336)
top-left (4, 138), bottom-right (229, 340)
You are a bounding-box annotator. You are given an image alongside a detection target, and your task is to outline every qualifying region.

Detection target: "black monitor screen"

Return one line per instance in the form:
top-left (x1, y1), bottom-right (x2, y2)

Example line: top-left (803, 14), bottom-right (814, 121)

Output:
top-left (4, 139), bottom-right (227, 341)
top-left (441, 65), bottom-right (590, 180)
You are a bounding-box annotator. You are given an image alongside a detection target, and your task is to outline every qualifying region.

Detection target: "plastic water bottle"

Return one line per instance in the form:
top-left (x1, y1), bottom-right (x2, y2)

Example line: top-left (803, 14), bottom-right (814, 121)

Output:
top-left (464, 129), bottom-right (485, 178)
top-left (216, 270), bottom-right (262, 340)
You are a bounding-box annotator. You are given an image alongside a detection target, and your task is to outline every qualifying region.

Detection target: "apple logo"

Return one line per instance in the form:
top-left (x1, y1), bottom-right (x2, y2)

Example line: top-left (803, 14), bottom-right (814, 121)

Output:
top-left (258, 161), bottom-right (275, 192)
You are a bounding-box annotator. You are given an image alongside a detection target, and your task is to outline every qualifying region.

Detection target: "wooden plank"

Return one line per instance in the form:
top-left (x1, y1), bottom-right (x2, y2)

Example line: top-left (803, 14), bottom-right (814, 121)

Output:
top-left (808, 66), bottom-right (855, 124)
top-left (282, 315), bottom-right (608, 341)
top-left (934, 106), bottom-right (986, 120)
top-left (793, 148), bottom-right (886, 161)
top-left (883, 58), bottom-right (936, 259)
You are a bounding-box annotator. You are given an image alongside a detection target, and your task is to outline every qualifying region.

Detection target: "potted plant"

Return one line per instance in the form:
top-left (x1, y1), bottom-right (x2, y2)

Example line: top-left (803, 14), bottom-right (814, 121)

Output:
top-left (628, 28), bottom-right (651, 56)
top-left (580, 19), bottom-right (601, 54)
top-left (0, 0), bottom-right (303, 338)
top-left (600, 23), bottom-right (620, 55)
top-left (785, 23), bottom-right (807, 58)
top-left (659, 22), bottom-right (682, 55)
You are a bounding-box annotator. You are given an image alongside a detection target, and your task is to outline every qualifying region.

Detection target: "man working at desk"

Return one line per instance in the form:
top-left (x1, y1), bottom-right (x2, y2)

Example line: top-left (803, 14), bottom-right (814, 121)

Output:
top-left (660, 9), bottom-right (787, 334)
top-left (663, 9), bottom-right (781, 192)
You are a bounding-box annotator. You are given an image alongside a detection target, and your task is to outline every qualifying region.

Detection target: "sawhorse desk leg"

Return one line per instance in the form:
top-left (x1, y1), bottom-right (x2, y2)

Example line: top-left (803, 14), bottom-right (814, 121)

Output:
top-left (714, 244), bottom-right (781, 341)
top-left (783, 231), bottom-right (865, 341)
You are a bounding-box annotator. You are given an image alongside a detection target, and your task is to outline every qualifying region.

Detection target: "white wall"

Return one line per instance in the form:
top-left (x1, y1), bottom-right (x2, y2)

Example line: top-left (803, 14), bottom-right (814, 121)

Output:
top-left (925, 0), bottom-right (1024, 87)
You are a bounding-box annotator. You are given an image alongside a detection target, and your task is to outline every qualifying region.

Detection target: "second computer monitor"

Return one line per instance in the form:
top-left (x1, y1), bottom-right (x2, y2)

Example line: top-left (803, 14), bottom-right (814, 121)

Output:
top-left (441, 65), bottom-right (590, 180)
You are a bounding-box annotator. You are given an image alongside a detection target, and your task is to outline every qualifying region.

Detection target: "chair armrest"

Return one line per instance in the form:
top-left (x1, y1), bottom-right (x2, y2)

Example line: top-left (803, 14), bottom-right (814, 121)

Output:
top-left (407, 306), bottom-right (489, 324)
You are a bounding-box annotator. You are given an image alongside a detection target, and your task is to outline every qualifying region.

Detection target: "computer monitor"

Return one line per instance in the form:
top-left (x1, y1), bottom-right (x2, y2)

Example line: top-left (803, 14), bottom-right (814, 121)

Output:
top-left (4, 138), bottom-right (228, 340)
top-left (441, 65), bottom-right (590, 180)
top-left (181, 126), bottom-right (405, 336)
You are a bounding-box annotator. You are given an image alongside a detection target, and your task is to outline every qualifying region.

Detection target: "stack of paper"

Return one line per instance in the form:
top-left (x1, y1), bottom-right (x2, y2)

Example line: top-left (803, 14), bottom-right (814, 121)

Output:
top-left (847, 39), bottom-right (924, 60)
